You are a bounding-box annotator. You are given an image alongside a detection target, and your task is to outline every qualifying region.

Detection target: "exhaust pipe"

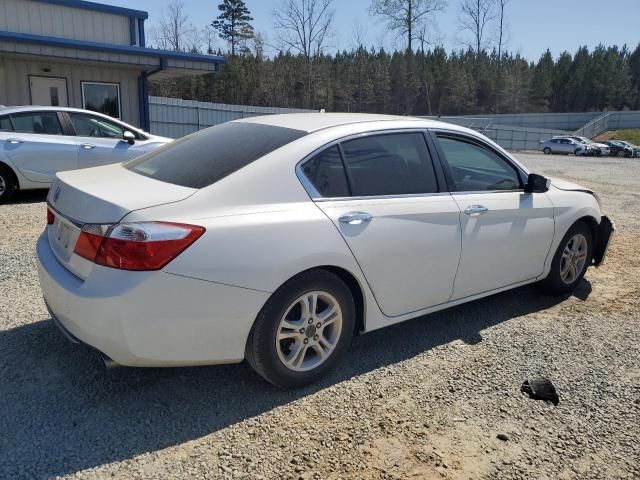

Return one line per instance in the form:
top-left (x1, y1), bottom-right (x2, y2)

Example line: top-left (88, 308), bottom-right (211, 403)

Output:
top-left (101, 353), bottom-right (121, 370)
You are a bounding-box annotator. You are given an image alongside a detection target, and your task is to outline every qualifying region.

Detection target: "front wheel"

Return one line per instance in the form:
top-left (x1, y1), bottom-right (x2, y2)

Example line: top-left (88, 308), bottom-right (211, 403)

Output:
top-left (543, 147), bottom-right (552, 155)
top-left (245, 270), bottom-right (356, 388)
top-left (541, 221), bottom-right (592, 295)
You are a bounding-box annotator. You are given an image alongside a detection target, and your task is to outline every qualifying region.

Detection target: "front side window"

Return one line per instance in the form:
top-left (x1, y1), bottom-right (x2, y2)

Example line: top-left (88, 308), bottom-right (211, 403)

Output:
top-left (340, 132), bottom-right (438, 197)
top-left (301, 146), bottom-right (350, 197)
top-left (436, 135), bottom-right (522, 192)
top-left (0, 116), bottom-right (12, 132)
top-left (68, 113), bottom-right (124, 139)
top-left (82, 82), bottom-right (121, 119)
top-left (10, 112), bottom-right (62, 135)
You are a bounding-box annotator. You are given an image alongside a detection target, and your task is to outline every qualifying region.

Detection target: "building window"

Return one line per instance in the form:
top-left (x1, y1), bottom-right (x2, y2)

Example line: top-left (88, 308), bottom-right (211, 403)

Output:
top-left (81, 82), bottom-right (121, 119)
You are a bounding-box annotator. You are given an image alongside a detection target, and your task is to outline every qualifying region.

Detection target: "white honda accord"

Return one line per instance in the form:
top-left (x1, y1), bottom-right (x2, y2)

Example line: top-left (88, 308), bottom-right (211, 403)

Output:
top-left (37, 113), bottom-right (614, 388)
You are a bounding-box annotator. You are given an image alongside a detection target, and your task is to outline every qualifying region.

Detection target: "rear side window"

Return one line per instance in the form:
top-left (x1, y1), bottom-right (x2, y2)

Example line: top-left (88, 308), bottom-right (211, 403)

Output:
top-left (0, 116), bottom-right (11, 131)
top-left (340, 133), bottom-right (438, 197)
top-left (126, 122), bottom-right (307, 189)
top-left (301, 146), bottom-right (350, 197)
top-left (10, 112), bottom-right (62, 135)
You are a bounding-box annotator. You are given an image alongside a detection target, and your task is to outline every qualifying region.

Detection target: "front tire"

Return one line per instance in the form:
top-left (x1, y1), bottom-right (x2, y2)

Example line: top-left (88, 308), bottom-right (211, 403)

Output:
top-left (245, 269), bottom-right (356, 388)
top-left (542, 221), bottom-right (593, 295)
top-left (543, 147), bottom-right (552, 155)
top-left (0, 165), bottom-right (16, 204)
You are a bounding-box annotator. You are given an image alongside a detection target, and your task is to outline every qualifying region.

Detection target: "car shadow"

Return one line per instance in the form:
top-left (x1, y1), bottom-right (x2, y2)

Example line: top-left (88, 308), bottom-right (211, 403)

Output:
top-left (4, 189), bottom-right (48, 204)
top-left (0, 280), bottom-right (589, 478)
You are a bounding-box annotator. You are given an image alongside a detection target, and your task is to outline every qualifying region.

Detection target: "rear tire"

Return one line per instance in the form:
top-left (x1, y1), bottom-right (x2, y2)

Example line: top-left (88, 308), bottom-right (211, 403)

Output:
top-left (0, 165), bottom-right (16, 204)
top-left (543, 147), bottom-right (552, 155)
top-left (541, 221), bottom-right (593, 295)
top-left (617, 150), bottom-right (626, 158)
top-left (245, 269), bottom-right (356, 388)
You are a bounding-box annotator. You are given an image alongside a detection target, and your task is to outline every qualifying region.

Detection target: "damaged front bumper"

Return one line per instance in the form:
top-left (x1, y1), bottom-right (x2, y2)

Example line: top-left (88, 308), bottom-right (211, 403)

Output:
top-left (593, 216), bottom-right (615, 266)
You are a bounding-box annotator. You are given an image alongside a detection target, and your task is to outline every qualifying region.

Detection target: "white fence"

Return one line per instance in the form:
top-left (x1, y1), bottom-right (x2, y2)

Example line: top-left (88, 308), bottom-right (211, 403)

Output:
top-left (148, 97), bottom-right (640, 150)
top-left (149, 96), bottom-right (312, 138)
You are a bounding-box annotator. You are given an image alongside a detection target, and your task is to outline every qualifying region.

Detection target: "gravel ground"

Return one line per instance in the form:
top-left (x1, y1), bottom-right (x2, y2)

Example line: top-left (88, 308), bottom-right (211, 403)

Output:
top-left (0, 153), bottom-right (638, 480)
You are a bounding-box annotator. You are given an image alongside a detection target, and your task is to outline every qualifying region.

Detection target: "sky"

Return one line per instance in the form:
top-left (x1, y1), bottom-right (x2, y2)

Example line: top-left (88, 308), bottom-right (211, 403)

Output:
top-left (108, 0), bottom-right (640, 60)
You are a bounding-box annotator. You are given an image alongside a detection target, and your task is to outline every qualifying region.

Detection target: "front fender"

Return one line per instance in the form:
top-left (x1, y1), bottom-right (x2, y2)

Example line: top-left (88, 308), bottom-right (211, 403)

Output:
top-left (542, 187), bottom-right (603, 278)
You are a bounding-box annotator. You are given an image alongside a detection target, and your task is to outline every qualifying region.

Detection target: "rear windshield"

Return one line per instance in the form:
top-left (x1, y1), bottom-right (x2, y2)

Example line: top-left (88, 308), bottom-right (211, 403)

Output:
top-left (125, 122), bottom-right (307, 188)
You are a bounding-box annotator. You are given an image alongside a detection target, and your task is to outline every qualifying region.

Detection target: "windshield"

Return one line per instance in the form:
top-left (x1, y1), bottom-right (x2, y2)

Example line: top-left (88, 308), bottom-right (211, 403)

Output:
top-left (126, 122), bottom-right (307, 189)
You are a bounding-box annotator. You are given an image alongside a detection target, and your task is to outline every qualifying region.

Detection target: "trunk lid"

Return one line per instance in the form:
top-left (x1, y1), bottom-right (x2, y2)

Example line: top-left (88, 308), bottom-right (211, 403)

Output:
top-left (46, 163), bottom-right (196, 279)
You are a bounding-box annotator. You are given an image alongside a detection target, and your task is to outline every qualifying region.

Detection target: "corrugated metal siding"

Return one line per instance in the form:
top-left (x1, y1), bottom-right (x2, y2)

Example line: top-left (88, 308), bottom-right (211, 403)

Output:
top-left (0, 56), bottom-right (140, 126)
top-left (149, 97), bottom-right (313, 138)
top-left (0, 0), bottom-right (131, 46)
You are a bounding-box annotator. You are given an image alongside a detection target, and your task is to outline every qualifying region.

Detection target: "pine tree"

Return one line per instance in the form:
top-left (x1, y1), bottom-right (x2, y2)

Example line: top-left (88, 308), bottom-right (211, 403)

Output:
top-left (211, 0), bottom-right (254, 57)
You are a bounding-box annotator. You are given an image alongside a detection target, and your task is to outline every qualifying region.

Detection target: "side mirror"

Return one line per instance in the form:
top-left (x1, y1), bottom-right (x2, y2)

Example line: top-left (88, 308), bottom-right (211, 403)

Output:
top-left (123, 131), bottom-right (136, 145)
top-left (525, 173), bottom-right (550, 193)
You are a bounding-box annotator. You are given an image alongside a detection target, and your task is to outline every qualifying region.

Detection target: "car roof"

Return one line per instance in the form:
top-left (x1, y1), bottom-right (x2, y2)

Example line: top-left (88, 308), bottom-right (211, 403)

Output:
top-left (235, 112), bottom-right (466, 134)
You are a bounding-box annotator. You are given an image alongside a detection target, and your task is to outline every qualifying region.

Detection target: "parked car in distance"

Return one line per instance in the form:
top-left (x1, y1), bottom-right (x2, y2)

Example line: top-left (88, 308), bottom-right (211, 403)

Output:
top-left (0, 106), bottom-right (172, 203)
top-left (614, 140), bottom-right (640, 157)
top-left (540, 137), bottom-right (594, 156)
top-left (567, 136), bottom-right (610, 157)
top-left (603, 140), bottom-right (635, 157)
top-left (38, 113), bottom-right (614, 388)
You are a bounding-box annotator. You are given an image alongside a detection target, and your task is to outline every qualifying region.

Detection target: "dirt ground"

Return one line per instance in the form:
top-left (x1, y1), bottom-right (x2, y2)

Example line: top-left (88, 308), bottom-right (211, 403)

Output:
top-left (0, 152), bottom-right (638, 479)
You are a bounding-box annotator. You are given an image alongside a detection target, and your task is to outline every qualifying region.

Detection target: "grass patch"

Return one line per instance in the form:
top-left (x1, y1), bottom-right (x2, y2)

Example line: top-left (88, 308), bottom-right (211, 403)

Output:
top-left (595, 129), bottom-right (640, 144)
top-left (615, 129), bottom-right (640, 145)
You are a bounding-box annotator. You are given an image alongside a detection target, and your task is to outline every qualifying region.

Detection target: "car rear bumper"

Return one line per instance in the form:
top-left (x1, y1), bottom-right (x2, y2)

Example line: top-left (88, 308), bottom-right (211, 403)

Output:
top-left (36, 233), bottom-right (270, 367)
top-left (593, 216), bottom-right (614, 266)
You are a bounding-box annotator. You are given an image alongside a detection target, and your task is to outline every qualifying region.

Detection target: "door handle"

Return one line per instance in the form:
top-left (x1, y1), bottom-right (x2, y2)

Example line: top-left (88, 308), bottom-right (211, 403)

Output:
top-left (339, 212), bottom-right (373, 225)
top-left (6, 138), bottom-right (24, 144)
top-left (464, 205), bottom-right (489, 216)
top-left (80, 143), bottom-right (96, 149)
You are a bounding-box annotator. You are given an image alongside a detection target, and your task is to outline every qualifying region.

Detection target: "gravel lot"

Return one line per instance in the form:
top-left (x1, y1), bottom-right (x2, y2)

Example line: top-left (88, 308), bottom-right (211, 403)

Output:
top-left (1, 152), bottom-right (638, 480)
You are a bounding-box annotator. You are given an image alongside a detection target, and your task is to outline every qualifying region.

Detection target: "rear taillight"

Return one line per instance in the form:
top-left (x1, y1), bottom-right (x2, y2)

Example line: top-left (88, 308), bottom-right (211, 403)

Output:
top-left (74, 222), bottom-right (205, 271)
top-left (47, 208), bottom-right (55, 225)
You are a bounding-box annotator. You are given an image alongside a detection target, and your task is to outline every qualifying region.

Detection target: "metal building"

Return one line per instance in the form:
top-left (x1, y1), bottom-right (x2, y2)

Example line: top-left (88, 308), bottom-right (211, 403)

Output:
top-left (0, 0), bottom-right (225, 129)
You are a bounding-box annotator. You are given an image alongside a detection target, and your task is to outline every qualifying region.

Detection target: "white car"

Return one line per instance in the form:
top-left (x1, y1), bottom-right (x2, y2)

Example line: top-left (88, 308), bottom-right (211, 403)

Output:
top-left (569, 136), bottom-right (611, 157)
top-left (0, 106), bottom-right (172, 203)
top-left (37, 114), bottom-right (614, 388)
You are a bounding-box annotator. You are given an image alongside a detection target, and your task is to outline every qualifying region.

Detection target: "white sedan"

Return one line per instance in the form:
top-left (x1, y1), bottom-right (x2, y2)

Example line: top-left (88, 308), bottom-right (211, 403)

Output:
top-left (37, 114), bottom-right (614, 388)
top-left (0, 106), bottom-right (171, 203)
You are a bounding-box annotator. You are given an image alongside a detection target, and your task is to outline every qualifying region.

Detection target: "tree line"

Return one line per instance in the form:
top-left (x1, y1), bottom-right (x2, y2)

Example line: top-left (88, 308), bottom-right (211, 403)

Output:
top-left (148, 0), bottom-right (640, 116)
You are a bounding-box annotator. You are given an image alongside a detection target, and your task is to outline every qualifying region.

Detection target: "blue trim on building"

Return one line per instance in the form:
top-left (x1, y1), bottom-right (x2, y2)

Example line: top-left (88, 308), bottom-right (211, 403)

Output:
top-left (138, 19), bottom-right (146, 48)
top-left (0, 31), bottom-right (226, 65)
top-left (129, 17), bottom-right (137, 46)
top-left (33, 0), bottom-right (148, 19)
top-left (138, 59), bottom-right (167, 131)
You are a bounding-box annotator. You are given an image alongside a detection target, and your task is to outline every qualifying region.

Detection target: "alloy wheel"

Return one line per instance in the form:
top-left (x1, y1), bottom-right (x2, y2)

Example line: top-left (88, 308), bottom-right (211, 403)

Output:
top-left (0, 175), bottom-right (5, 196)
top-left (560, 233), bottom-right (588, 284)
top-left (275, 291), bottom-right (343, 372)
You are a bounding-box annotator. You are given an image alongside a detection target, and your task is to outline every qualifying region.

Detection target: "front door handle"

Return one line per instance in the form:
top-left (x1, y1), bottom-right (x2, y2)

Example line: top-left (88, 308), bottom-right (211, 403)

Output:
top-left (339, 212), bottom-right (373, 225)
top-left (80, 143), bottom-right (96, 150)
top-left (464, 205), bottom-right (489, 216)
top-left (6, 138), bottom-right (24, 144)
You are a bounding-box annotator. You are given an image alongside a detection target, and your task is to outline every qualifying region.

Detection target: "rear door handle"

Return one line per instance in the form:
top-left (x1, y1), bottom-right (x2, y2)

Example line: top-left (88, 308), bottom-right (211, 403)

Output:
top-left (6, 138), bottom-right (24, 144)
top-left (339, 212), bottom-right (373, 225)
top-left (80, 143), bottom-right (96, 149)
top-left (464, 205), bottom-right (489, 216)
